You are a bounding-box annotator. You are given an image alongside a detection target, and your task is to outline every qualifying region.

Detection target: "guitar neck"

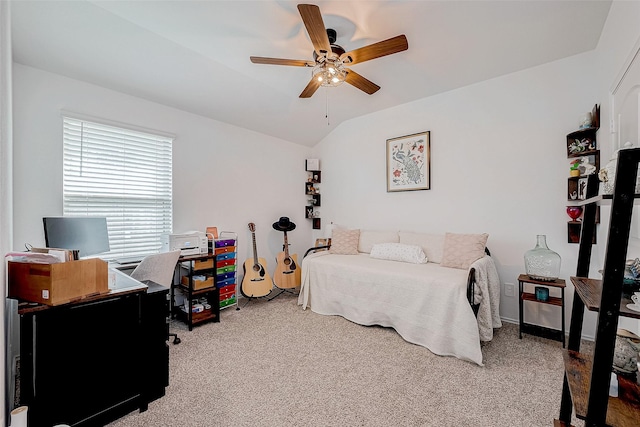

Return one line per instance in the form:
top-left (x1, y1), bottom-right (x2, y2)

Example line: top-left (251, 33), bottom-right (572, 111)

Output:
top-left (283, 231), bottom-right (290, 258)
top-left (252, 232), bottom-right (259, 266)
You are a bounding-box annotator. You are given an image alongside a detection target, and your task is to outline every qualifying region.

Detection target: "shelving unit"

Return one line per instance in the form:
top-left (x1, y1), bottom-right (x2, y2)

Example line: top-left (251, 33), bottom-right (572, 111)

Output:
top-left (215, 231), bottom-right (238, 309)
top-left (518, 274), bottom-right (566, 347)
top-left (566, 105), bottom-right (600, 244)
top-left (305, 160), bottom-right (321, 230)
top-left (172, 253), bottom-right (220, 331)
top-left (556, 147), bottom-right (640, 426)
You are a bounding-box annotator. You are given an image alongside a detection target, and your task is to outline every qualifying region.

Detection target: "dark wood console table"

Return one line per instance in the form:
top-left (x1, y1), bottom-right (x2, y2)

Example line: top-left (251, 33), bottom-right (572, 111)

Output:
top-left (13, 270), bottom-right (169, 427)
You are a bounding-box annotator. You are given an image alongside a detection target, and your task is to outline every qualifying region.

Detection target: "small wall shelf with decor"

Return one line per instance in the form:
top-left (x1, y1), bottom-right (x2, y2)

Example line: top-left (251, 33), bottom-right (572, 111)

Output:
top-left (566, 105), bottom-right (600, 244)
top-left (305, 159), bottom-right (321, 230)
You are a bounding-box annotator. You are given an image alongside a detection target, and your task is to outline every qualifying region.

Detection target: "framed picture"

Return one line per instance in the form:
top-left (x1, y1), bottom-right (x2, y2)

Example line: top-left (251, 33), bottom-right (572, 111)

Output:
top-left (578, 177), bottom-right (588, 200)
top-left (386, 131), bottom-right (430, 192)
top-left (315, 238), bottom-right (331, 247)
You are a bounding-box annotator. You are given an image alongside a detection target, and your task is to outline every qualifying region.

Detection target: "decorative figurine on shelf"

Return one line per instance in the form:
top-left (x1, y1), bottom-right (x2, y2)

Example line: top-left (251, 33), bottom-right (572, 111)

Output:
top-left (566, 206), bottom-right (583, 221)
top-left (568, 138), bottom-right (591, 155)
top-left (600, 141), bottom-right (640, 195)
top-left (569, 159), bottom-right (581, 177)
top-left (579, 156), bottom-right (596, 176)
top-left (579, 112), bottom-right (593, 129)
top-left (613, 329), bottom-right (640, 374)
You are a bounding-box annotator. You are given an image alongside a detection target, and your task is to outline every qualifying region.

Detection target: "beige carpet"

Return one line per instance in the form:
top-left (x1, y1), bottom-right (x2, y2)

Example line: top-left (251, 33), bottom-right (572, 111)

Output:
top-left (108, 293), bottom-right (587, 427)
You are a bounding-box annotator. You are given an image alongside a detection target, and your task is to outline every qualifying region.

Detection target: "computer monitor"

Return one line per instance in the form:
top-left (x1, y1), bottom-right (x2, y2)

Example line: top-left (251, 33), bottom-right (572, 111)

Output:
top-left (43, 216), bottom-right (110, 258)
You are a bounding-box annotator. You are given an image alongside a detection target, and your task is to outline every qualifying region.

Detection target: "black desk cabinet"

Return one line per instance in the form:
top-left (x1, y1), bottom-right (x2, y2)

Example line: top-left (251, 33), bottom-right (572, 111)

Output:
top-left (16, 283), bottom-right (169, 427)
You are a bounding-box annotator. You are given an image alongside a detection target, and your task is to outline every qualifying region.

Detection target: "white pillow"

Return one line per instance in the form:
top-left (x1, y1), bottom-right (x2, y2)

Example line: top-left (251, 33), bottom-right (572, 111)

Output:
top-left (369, 243), bottom-right (427, 264)
top-left (398, 232), bottom-right (444, 263)
top-left (358, 230), bottom-right (399, 253)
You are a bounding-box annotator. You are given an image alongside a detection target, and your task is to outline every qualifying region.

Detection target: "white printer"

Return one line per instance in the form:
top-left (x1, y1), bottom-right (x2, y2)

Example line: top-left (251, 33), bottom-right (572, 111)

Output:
top-left (161, 232), bottom-right (208, 256)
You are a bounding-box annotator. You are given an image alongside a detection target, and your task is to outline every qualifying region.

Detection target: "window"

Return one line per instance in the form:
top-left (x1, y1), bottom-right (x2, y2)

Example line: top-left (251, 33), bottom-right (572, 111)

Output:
top-left (63, 116), bottom-right (173, 261)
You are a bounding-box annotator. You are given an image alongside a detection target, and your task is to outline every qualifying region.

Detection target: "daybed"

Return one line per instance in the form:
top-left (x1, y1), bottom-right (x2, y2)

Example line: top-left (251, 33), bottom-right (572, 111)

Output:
top-left (298, 230), bottom-right (502, 366)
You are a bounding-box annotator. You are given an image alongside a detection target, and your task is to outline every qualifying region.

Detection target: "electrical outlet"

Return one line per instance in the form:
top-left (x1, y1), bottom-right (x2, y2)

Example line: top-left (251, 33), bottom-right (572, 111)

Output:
top-left (504, 283), bottom-right (515, 297)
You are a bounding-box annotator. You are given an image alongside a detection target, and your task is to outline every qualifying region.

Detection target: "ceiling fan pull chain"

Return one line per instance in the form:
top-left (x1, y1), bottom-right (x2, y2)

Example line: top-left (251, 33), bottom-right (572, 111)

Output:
top-left (325, 88), bottom-right (330, 126)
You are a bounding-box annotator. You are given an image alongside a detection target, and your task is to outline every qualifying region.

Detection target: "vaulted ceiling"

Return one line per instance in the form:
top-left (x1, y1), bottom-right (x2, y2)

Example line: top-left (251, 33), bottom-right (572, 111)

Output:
top-left (10, 1), bottom-right (612, 146)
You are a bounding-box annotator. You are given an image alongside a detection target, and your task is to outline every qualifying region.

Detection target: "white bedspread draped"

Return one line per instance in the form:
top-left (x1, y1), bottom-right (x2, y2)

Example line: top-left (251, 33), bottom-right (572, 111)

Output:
top-left (298, 253), bottom-right (501, 366)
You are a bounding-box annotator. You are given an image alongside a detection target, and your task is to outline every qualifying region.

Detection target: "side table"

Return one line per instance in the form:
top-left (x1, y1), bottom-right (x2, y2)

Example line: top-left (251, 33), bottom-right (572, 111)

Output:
top-left (518, 273), bottom-right (566, 348)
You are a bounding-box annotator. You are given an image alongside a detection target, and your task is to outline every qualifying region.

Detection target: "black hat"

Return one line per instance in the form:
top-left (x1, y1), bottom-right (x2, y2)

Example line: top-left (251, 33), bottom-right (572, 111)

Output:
top-left (273, 217), bottom-right (296, 232)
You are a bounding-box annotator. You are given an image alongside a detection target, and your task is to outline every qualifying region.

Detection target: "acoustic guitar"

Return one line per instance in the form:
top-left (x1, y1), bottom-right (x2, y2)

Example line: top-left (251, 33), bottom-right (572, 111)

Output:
top-left (241, 223), bottom-right (273, 298)
top-left (273, 230), bottom-right (301, 289)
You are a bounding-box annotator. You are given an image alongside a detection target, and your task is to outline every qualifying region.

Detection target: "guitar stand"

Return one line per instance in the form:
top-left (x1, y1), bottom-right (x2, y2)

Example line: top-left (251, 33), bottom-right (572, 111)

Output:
top-left (240, 294), bottom-right (268, 309)
top-left (267, 287), bottom-right (298, 301)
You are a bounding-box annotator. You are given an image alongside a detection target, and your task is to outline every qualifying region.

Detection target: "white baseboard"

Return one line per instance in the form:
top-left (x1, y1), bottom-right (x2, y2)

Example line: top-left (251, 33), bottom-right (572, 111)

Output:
top-left (499, 316), bottom-right (594, 342)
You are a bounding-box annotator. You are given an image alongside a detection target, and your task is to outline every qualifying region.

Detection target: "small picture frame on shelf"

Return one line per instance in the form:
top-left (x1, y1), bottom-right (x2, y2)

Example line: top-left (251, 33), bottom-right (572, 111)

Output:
top-left (577, 177), bottom-right (588, 200)
top-left (315, 238), bottom-right (331, 247)
top-left (305, 159), bottom-right (320, 171)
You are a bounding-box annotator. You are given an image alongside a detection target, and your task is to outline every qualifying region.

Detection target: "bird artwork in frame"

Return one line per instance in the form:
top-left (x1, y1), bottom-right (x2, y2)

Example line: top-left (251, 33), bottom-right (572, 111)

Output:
top-left (386, 131), bottom-right (430, 192)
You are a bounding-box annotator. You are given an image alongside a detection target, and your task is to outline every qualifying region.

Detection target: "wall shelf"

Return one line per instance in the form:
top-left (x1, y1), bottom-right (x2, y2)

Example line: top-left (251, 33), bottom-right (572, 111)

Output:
top-left (305, 161), bottom-right (321, 229)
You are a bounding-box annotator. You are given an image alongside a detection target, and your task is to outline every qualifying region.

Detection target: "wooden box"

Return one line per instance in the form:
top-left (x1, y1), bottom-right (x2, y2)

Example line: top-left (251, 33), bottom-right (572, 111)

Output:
top-left (8, 258), bottom-right (108, 306)
top-left (193, 259), bottom-right (214, 270)
top-left (181, 275), bottom-right (214, 290)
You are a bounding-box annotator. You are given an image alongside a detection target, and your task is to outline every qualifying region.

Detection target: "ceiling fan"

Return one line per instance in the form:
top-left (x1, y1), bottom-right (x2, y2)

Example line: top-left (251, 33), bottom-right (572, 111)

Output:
top-left (250, 4), bottom-right (408, 98)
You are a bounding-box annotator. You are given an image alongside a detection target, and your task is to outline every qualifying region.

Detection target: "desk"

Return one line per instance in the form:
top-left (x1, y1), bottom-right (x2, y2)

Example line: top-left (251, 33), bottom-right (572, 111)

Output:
top-left (518, 274), bottom-right (566, 347)
top-left (14, 270), bottom-right (169, 427)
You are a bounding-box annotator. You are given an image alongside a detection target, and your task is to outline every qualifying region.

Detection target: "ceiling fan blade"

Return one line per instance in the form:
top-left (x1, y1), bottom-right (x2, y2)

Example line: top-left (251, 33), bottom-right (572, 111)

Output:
top-left (298, 4), bottom-right (332, 57)
top-left (250, 56), bottom-right (315, 67)
top-left (340, 35), bottom-right (408, 65)
top-left (344, 69), bottom-right (380, 95)
top-left (299, 76), bottom-right (322, 98)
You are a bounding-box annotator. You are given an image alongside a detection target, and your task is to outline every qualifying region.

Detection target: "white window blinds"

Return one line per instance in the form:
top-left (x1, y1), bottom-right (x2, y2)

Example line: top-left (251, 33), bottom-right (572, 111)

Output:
top-left (63, 116), bottom-right (173, 261)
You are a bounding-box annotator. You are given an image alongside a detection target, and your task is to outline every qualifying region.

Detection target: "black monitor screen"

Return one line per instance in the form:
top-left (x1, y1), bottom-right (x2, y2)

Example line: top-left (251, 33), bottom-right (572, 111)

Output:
top-left (43, 217), bottom-right (110, 258)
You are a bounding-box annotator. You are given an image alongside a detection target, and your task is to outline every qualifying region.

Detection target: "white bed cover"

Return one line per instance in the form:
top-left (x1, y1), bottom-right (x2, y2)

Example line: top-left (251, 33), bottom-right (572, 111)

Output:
top-left (298, 252), bottom-right (501, 366)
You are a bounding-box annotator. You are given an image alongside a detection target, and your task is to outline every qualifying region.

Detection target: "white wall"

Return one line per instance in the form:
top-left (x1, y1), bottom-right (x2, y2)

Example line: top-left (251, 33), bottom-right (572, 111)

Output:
top-left (591, 0), bottom-right (640, 334)
top-left (312, 1), bottom-right (640, 340)
top-left (11, 63), bottom-right (313, 275)
top-left (313, 51), bottom-right (599, 335)
top-left (1, 1), bottom-right (11, 424)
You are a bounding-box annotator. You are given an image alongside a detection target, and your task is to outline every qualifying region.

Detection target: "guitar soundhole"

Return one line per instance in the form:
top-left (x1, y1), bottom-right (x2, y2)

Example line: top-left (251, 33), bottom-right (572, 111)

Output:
top-left (253, 264), bottom-right (260, 272)
top-left (284, 258), bottom-right (291, 266)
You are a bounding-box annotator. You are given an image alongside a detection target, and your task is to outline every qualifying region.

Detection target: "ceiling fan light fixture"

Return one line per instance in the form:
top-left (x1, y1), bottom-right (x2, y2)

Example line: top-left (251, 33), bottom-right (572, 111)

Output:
top-left (312, 60), bottom-right (346, 87)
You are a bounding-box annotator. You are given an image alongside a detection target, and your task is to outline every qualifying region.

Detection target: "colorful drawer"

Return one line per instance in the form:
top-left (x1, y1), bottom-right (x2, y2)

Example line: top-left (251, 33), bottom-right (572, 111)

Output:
top-left (217, 258), bottom-right (236, 268)
top-left (215, 239), bottom-right (236, 248)
top-left (217, 277), bottom-right (236, 287)
top-left (216, 265), bottom-right (236, 275)
top-left (215, 232), bottom-right (238, 310)
top-left (214, 246), bottom-right (236, 256)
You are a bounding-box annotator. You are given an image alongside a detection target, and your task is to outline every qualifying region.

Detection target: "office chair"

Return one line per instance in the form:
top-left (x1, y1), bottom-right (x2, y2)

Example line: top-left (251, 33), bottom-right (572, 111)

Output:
top-left (130, 250), bottom-right (182, 344)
